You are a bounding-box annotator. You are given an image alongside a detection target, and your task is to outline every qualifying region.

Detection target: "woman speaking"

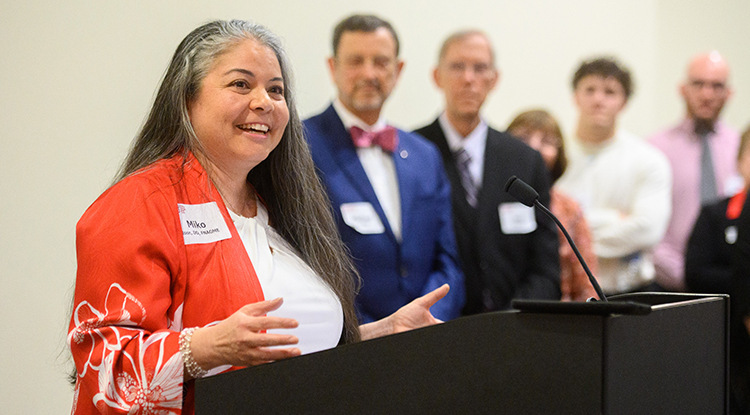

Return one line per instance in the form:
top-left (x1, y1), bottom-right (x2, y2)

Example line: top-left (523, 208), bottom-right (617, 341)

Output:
top-left (68, 19), bottom-right (448, 414)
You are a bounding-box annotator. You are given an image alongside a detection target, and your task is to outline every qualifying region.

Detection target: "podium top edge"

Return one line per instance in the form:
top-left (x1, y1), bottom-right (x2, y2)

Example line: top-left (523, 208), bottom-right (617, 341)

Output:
top-left (511, 299), bottom-right (652, 315)
top-left (609, 292), bottom-right (728, 306)
top-left (649, 296), bottom-right (728, 311)
top-left (511, 293), bottom-right (728, 316)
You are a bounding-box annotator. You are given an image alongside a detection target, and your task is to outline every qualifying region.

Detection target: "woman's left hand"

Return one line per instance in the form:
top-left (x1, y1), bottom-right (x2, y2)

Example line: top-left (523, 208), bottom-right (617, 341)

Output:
top-left (360, 284), bottom-right (450, 340)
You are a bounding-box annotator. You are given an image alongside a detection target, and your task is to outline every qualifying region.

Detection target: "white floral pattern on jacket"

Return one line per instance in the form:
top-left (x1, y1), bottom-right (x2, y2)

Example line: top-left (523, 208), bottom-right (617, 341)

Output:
top-left (69, 283), bottom-right (183, 414)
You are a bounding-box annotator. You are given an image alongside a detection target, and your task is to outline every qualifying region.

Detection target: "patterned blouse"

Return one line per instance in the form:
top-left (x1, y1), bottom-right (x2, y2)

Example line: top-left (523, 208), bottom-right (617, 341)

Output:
top-left (551, 189), bottom-right (599, 301)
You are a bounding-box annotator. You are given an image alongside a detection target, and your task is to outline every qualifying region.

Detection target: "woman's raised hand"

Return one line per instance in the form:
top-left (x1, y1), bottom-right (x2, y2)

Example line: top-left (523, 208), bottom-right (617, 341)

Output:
top-left (388, 284), bottom-right (450, 334)
top-left (360, 284), bottom-right (450, 340)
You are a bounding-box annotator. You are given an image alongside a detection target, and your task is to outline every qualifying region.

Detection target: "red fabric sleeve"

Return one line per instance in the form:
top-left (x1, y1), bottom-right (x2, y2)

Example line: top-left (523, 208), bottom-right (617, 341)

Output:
top-left (69, 173), bottom-right (186, 414)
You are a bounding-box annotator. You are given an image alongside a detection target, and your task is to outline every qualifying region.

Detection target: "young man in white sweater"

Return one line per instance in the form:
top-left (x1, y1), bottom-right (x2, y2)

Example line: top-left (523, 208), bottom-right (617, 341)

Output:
top-left (556, 57), bottom-right (672, 295)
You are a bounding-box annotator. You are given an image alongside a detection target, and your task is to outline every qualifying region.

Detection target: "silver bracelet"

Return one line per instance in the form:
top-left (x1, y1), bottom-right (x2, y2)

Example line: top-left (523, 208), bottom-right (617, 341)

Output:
top-left (179, 327), bottom-right (208, 379)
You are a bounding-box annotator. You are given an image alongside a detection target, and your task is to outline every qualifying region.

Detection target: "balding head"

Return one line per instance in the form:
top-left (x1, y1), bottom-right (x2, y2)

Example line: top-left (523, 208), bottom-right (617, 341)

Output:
top-left (687, 52), bottom-right (729, 80)
top-left (681, 51), bottom-right (732, 126)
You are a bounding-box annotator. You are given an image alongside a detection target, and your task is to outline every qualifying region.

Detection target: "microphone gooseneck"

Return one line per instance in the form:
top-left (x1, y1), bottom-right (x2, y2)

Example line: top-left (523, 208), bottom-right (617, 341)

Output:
top-left (504, 176), bottom-right (608, 302)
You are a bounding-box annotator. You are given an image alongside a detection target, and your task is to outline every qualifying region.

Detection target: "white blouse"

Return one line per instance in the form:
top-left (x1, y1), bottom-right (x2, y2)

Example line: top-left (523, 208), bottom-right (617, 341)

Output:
top-left (229, 203), bottom-right (343, 354)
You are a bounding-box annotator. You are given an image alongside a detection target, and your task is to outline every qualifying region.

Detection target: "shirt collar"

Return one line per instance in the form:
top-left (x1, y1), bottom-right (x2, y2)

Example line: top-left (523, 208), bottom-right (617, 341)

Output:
top-left (678, 117), bottom-right (721, 138)
top-left (438, 112), bottom-right (488, 154)
top-left (333, 99), bottom-right (388, 133)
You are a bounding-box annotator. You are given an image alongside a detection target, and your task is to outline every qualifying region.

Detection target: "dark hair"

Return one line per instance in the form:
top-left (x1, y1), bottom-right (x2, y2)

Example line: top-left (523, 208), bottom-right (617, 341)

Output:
top-left (507, 109), bottom-right (568, 183)
top-left (115, 20), bottom-right (361, 344)
top-left (572, 57), bottom-right (634, 100)
top-left (332, 14), bottom-right (400, 56)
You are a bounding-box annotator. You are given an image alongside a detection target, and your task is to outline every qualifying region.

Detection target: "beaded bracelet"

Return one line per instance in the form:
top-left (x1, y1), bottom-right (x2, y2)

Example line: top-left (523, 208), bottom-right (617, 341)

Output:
top-left (179, 327), bottom-right (208, 379)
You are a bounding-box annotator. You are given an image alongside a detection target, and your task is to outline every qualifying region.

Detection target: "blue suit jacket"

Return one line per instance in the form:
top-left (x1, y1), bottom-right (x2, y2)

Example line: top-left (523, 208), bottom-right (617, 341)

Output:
top-left (304, 105), bottom-right (465, 323)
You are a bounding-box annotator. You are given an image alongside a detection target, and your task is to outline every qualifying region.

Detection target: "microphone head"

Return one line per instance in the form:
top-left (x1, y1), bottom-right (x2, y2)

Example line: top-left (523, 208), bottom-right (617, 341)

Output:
top-left (504, 175), bottom-right (539, 207)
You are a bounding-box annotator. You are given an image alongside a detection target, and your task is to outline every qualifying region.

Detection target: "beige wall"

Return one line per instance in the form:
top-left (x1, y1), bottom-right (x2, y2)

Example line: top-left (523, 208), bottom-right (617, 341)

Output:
top-left (1, 0), bottom-right (747, 412)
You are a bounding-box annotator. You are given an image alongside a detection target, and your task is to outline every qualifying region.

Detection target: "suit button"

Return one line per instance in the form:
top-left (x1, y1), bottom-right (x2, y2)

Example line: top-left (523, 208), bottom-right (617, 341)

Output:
top-left (401, 266), bottom-right (408, 278)
top-left (480, 260), bottom-right (489, 270)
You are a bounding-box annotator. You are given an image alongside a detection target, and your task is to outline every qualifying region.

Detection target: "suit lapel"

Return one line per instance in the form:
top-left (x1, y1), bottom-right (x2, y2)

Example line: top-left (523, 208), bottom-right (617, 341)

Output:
top-left (424, 119), bottom-right (478, 215)
top-left (481, 128), bottom-right (513, 211)
top-left (322, 106), bottom-right (397, 241)
top-left (393, 131), bottom-right (414, 237)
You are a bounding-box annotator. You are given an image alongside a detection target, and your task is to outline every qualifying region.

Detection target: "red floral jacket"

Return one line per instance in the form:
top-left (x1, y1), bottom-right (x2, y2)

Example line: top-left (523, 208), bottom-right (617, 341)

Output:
top-left (68, 153), bottom-right (264, 414)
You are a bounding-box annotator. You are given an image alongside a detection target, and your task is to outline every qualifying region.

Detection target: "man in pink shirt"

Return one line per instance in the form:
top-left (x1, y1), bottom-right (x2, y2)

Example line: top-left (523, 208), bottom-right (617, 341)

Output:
top-left (649, 52), bottom-right (740, 291)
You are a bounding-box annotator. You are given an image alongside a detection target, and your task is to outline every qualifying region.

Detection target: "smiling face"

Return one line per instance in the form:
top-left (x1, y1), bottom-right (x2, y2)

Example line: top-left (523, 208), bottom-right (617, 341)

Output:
top-left (434, 33), bottom-right (498, 124)
top-left (574, 75), bottom-right (627, 132)
top-left (328, 28), bottom-right (403, 125)
top-left (188, 38), bottom-right (289, 177)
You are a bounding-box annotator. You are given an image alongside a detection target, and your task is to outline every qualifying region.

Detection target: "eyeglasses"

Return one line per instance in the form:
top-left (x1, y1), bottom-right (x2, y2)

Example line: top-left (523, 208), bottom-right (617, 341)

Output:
top-left (512, 129), bottom-right (561, 148)
top-left (445, 62), bottom-right (494, 77)
top-left (689, 79), bottom-right (726, 92)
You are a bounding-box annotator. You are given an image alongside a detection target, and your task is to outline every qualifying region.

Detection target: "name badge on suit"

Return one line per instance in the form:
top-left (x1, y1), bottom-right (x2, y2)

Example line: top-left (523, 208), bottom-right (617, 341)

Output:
top-left (499, 202), bottom-right (537, 234)
top-left (341, 202), bottom-right (385, 234)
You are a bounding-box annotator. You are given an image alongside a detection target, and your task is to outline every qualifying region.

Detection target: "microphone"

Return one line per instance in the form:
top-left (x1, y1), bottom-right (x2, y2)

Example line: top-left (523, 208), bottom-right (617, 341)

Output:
top-left (504, 176), bottom-right (608, 302)
top-left (504, 175), bottom-right (540, 207)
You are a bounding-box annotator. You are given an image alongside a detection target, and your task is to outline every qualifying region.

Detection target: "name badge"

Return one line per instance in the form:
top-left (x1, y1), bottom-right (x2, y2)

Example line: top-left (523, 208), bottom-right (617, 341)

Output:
top-left (726, 226), bottom-right (738, 244)
top-left (340, 202), bottom-right (385, 234)
top-left (499, 202), bottom-right (537, 234)
top-left (724, 174), bottom-right (744, 196)
top-left (178, 202), bottom-right (232, 245)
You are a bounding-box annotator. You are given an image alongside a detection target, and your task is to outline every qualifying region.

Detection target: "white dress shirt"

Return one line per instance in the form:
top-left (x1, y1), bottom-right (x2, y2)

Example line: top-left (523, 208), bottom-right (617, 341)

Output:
top-left (438, 112), bottom-right (488, 189)
top-left (333, 99), bottom-right (402, 241)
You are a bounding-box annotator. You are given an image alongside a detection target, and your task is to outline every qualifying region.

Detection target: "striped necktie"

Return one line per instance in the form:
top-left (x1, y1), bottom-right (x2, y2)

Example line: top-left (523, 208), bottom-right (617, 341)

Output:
top-left (454, 148), bottom-right (478, 207)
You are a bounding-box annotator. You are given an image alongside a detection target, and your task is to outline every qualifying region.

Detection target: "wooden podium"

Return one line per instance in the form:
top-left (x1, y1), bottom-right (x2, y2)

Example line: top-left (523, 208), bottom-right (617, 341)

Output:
top-left (195, 293), bottom-right (728, 414)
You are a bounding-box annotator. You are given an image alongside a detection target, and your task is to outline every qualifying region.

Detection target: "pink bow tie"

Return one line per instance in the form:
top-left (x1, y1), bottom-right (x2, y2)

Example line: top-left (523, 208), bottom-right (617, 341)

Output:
top-left (350, 126), bottom-right (398, 153)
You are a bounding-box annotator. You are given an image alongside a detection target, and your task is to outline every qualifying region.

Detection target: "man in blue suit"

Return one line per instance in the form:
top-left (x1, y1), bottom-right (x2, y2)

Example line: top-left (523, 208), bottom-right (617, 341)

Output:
top-left (304, 14), bottom-right (464, 323)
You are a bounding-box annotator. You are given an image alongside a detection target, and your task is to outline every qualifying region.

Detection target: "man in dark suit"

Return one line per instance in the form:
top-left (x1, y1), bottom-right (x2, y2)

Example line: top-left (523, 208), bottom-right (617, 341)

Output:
top-left (304, 14), bottom-right (464, 323)
top-left (415, 30), bottom-right (560, 314)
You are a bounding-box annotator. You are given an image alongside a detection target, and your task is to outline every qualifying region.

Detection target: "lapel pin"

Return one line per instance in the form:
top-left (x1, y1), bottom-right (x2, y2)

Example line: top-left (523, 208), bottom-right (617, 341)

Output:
top-left (400, 150), bottom-right (408, 159)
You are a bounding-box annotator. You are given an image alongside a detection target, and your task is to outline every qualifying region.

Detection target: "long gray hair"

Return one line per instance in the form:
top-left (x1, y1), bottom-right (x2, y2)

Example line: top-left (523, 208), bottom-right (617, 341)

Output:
top-left (117, 20), bottom-right (361, 343)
